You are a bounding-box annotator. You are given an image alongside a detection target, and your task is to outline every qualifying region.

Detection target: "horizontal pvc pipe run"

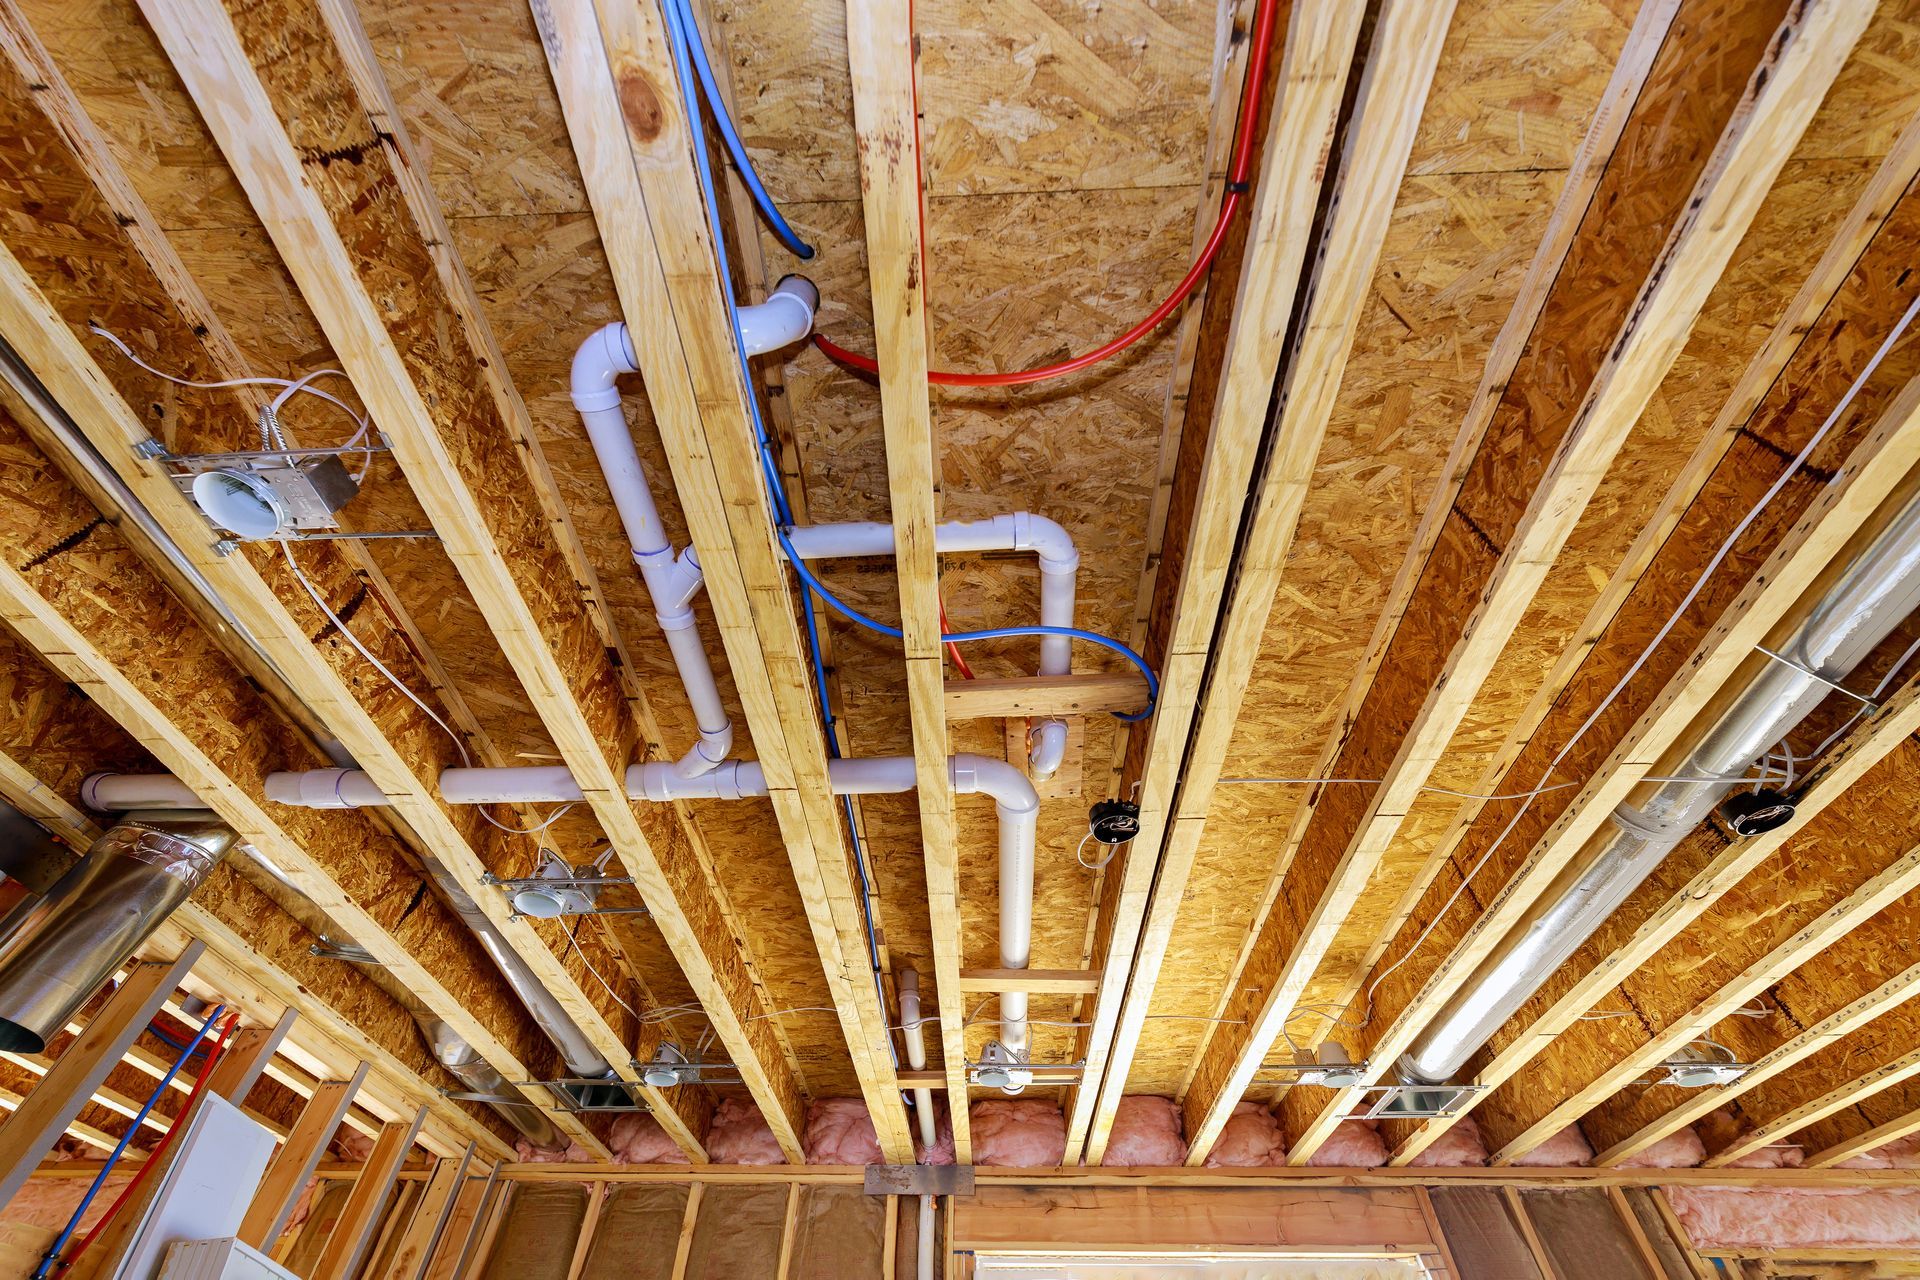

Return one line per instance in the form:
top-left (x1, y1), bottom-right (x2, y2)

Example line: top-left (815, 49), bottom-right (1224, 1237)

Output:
top-left (248, 754), bottom-right (1041, 1065)
top-left (784, 514), bottom-right (1081, 779)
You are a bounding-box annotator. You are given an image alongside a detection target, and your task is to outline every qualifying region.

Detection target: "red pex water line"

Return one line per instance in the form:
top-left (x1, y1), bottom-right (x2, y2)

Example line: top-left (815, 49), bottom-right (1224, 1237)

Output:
top-left (814, 0), bottom-right (1281, 387)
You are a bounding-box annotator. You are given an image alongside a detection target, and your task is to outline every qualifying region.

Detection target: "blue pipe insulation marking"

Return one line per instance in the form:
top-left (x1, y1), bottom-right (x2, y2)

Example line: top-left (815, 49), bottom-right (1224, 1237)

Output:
top-left (777, 530), bottom-right (1160, 722)
top-left (34, 1005), bottom-right (225, 1280)
top-left (663, 0), bottom-right (895, 1058)
top-left (668, 0), bottom-right (815, 261)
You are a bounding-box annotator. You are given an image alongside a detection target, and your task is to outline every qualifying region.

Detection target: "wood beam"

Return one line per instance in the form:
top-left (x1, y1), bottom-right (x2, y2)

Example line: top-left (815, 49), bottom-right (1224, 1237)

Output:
top-left (840, 0), bottom-right (963, 1158)
top-left (1801, 1076), bottom-right (1920, 1168)
top-left (1381, 121), bottom-right (1920, 1165)
top-left (1282, 0), bottom-right (1879, 1164)
top-left (536, 0), bottom-right (914, 1158)
top-left (312, 1106), bottom-right (428, 1280)
top-left (126, 0), bottom-right (759, 1157)
top-left (242, 1065), bottom-right (372, 1249)
top-left (0, 950), bottom-right (199, 1207)
top-left (208, 1010), bottom-right (298, 1106)
top-left (1080, 0), bottom-right (1457, 1165)
top-left (1058, 0), bottom-right (1372, 1163)
top-left (1703, 999), bottom-right (1920, 1169)
top-left (943, 674), bottom-right (1149, 722)
top-left (957, 970), bottom-right (1100, 996)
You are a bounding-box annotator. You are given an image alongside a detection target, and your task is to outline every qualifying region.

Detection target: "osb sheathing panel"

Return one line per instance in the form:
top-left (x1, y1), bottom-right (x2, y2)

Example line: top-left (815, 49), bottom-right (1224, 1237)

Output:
top-left (1123, 0), bottom-right (1640, 1094)
top-left (1272, 0), bottom-right (1920, 1136)
top-left (715, 0), bottom-right (1226, 1094)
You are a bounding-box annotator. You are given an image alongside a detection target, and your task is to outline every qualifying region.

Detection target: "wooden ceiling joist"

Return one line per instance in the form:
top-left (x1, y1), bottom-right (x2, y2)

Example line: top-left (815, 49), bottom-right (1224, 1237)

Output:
top-left (1702, 978), bottom-right (1920, 1169)
top-left (1277, 0), bottom-right (1877, 1165)
top-left (1381, 116), bottom-right (1920, 1166)
top-left (1059, 0), bottom-right (1375, 1164)
top-left (0, 358), bottom-right (564, 1150)
top-left (1560, 742), bottom-right (1920, 1166)
top-left (536, 0), bottom-right (914, 1159)
top-left (126, 0), bottom-right (863, 1158)
top-left (1798, 1073), bottom-right (1920, 1169)
top-left (1094, 0), bottom-right (1466, 1166)
top-left (839, 0), bottom-right (966, 1157)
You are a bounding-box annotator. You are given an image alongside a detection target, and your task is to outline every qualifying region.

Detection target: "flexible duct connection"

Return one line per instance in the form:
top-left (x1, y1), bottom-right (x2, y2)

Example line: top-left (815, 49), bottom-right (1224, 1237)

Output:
top-left (0, 810), bottom-right (235, 1053)
top-left (417, 1014), bottom-right (566, 1152)
top-left (1401, 490), bottom-right (1920, 1085)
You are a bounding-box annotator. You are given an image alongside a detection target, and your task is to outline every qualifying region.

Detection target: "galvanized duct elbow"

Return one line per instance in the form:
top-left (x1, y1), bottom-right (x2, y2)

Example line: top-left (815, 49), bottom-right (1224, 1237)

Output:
top-left (0, 810), bottom-right (236, 1053)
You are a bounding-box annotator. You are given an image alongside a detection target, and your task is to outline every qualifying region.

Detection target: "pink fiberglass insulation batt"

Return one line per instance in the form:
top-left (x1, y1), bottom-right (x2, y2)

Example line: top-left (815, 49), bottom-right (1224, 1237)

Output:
top-left (1306, 1119), bottom-right (1387, 1167)
top-left (1407, 1116), bottom-right (1488, 1167)
top-left (1617, 1126), bottom-right (1705, 1168)
top-left (514, 1138), bottom-right (601, 1163)
top-left (971, 1099), bottom-right (1067, 1167)
top-left (706, 1097), bottom-right (786, 1164)
top-left (1205, 1102), bottom-right (1287, 1167)
top-left (1671, 1187), bottom-right (1920, 1249)
top-left (804, 1097), bottom-right (883, 1165)
top-left (0, 1175), bottom-right (134, 1232)
top-left (1509, 1124), bottom-right (1594, 1166)
top-left (609, 1112), bottom-right (692, 1163)
top-left (1102, 1096), bottom-right (1188, 1166)
top-left (1842, 1132), bottom-right (1920, 1168)
top-left (916, 1101), bottom-right (956, 1166)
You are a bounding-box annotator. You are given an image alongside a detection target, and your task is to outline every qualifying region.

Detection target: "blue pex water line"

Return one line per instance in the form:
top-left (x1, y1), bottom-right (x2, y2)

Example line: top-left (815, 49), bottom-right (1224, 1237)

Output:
top-left (34, 1004), bottom-right (225, 1280)
top-left (668, 0), bottom-right (815, 262)
top-left (778, 530), bottom-right (1160, 722)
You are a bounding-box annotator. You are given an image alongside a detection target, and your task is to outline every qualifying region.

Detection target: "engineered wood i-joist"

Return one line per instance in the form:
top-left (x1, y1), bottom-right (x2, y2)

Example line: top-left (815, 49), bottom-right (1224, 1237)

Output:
top-left (1279, 0), bottom-right (1876, 1165)
top-left (839, 0), bottom-right (964, 1158)
top-left (0, 349), bottom-right (579, 1154)
top-left (0, 950), bottom-right (199, 1208)
top-left (136, 0), bottom-right (797, 1157)
top-left (1056, 0), bottom-right (1373, 1162)
top-left (535, 0), bottom-right (913, 1158)
top-left (1077, 0), bottom-right (1460, 1165)
top-left (1458, 377), bottom-right (1920, 1163)
top-left (1383, 109), bottom-right (1920, 1165)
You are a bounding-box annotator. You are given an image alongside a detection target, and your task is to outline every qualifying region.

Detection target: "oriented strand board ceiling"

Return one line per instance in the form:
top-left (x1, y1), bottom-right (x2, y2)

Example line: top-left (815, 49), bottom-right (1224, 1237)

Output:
top-left (2, 0), bottom-right (1920, 1173)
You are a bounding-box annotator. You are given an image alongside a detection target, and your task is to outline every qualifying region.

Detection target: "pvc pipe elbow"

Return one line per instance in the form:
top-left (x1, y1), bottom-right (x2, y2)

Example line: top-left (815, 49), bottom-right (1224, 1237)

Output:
top-left (949, 753), bottom-right (1040, 815)
top-left (672, 724), bottom-right (735, 779)
top-left (1013, 512), bottom-right (1079, 573)
top-left (737, 275), bottom-right (819, 357)
top-left (570, 322), bottom-right (639, 412)
top-left (1027, 720), bottom-right (1068, 781)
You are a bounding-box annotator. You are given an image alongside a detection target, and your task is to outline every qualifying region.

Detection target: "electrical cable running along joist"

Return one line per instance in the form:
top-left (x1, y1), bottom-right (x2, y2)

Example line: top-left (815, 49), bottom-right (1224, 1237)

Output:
top-left (811, 0), bottom-right (1282, 386)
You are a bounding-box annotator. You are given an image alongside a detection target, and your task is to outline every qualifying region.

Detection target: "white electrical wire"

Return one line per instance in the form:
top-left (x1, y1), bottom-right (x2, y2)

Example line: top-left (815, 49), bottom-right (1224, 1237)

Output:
top-left (564, 917), bottom-right (639, 1019)
top-left (1361, 290), bottom-right (1920, 1023)
top-left (92, 324), bottom-right (373, 476)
